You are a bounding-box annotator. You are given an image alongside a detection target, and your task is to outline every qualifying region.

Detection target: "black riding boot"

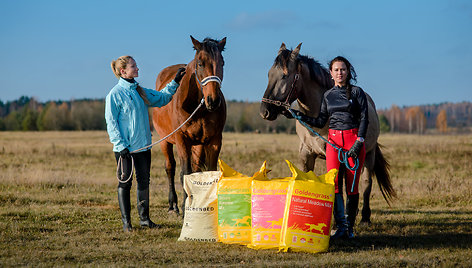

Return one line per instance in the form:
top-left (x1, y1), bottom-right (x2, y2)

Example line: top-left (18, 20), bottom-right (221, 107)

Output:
top-left (117, 187), bottom-right (132, 232)
top-left (346, 193), bottom-right (359, 239)
top-left (137, 187), bottom-right (159, 228)
top-left (331, 193), bottom-right (348, 239)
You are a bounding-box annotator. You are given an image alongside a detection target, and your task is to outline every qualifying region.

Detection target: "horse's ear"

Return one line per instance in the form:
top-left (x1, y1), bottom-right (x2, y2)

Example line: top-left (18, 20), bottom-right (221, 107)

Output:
top-left (190, 35), bottom-right (202, 51)
top-left (218, 37), bottom-right (226, 51)
top-left (278, 43), bottom-right (286, 54)
top-left (291, 43), bottom-right (302, 60)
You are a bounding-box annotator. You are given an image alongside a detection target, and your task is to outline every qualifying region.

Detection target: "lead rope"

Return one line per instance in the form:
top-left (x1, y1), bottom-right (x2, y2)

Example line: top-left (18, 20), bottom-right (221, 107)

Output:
top-left (288, 108), bottom-right (360, 192)
top-left (117, 155), bottom-right (134, 183)
top-left (117, 62), bottom-right (222, 184)
top-left (116, 98), bottom-right (205, 183)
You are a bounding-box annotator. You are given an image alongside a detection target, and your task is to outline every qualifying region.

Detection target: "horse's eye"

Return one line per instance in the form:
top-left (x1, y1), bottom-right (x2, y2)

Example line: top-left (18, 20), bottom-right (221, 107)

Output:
top-left (198, 61), bottom-right (203, 67)
top-left (282, 74), bottom-right (287, 80)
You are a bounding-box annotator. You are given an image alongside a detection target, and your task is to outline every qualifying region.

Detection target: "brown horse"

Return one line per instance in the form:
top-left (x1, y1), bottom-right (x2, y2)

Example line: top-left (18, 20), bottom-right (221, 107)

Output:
top-left (260, 43), bottom-right (395, 224)
top-left (152, 36), bottom-right (226, 215)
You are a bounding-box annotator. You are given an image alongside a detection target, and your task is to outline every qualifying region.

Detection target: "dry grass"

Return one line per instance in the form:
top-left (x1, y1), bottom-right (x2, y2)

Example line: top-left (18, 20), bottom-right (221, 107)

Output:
top-left (0, 131), bottom-right (471, 267)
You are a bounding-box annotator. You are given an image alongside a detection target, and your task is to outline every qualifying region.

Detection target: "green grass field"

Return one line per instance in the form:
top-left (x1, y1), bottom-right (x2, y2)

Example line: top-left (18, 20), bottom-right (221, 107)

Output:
top-left (0, 131), bottom-right (471, 267)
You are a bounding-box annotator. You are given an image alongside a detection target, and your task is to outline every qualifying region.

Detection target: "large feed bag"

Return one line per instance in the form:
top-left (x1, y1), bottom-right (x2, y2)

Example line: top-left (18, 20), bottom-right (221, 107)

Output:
top-left (217, 160), bottom-right (267, 245)
top-left (279, 161), bottom-right (337, 253)
top-left (178, 171), bottom-right (221, 242)
top-left (247, 164), bottom-right (289, 250)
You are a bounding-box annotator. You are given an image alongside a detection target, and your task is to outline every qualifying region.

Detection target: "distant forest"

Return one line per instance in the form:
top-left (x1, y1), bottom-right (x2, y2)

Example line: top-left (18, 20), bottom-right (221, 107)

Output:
top-left (0, 96), bottom-right (470, 134)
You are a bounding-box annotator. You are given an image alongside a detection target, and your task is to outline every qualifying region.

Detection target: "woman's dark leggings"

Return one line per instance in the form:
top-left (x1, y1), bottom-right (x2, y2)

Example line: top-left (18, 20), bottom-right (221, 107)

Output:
top-left (114, 150), bottom-right (151, 191)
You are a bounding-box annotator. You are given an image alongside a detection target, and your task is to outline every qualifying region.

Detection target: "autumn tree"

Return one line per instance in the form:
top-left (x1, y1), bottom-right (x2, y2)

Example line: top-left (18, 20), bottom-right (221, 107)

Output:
top-left (405, 106), bottom-right (420, 133)
top-left (70, 100), bottom-right (105, 130)
top-left (40, 102), bottom-right (59, 130)
top-left (389, 104), bottom-right (401, 133)
top-left (38, 102), bottom-right (73, 130)
top-left (417, 111), bottom-right (426, 134)
top-left (436, 109), bottom-right (448, 133)
top-left (404, 106), bottom-right (426, 134)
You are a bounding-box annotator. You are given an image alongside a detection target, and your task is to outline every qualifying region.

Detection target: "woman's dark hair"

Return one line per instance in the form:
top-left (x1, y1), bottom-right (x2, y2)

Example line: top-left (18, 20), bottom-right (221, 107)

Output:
top-left (329, 56), bottom-right (357, 84)
top-left (329, 56), bottom-right (357, 98)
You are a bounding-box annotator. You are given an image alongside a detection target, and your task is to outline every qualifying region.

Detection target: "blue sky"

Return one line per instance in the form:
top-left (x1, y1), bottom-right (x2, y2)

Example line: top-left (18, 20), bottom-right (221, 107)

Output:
top-left (0, 0), bottom-right (471, 109)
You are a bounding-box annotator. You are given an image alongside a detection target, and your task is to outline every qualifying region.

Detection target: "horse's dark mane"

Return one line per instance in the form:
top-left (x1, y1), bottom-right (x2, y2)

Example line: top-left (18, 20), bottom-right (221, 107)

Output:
top-left (194, 38), bottom-right (224, 57)
top-left (300, 55), bottom-right (333, 89)
top-left (274, 49), bottom-right (291, 70)
top-left (274, 49), bottom-right (333, 89)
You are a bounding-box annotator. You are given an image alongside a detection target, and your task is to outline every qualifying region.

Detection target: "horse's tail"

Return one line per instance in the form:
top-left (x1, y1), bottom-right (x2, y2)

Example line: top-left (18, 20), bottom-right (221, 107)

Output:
top-left (374, 143), bottom-right (396, 205)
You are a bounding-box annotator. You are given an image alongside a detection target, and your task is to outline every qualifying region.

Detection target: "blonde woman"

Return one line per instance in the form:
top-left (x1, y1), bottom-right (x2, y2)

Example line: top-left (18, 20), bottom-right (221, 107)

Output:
top-left (105, 55), bottom-right (185, 232)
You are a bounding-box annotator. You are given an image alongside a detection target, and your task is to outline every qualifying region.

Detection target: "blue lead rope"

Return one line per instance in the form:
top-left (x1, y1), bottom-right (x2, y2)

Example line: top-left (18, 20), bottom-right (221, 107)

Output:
top-left (288, 108), bottom-right (359, 193)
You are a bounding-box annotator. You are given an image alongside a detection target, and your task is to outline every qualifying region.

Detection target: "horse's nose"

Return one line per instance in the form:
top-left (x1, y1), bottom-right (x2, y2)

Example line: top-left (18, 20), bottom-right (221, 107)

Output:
top-left (259, 103), bottom-right (278, 121)
top-left (206, 95), bottom-right (221, 112)
top-left (260, 109), bottom-right (269, 119)
top-left (260, 103), bottom-right (270, 119)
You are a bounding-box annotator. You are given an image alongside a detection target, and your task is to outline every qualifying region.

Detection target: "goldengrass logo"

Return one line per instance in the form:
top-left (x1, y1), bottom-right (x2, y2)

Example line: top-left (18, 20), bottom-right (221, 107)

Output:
top-left (294, 189), bottom-right (329, 200)
top-left (253, 188), bottom-right (287, 194)
top-left (218, 188), bottom-right (248, 193)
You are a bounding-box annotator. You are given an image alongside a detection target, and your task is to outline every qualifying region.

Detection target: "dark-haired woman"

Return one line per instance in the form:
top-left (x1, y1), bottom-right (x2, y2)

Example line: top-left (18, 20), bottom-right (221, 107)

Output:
top-left (105, 55), bottom-right (185, 232)
top-left (285, 56), bottom-right (368, 239)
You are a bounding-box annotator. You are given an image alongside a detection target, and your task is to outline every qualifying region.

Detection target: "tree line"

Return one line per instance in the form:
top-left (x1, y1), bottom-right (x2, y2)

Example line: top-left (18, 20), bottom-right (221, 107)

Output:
top-left (0, 97), bottom-right (296, 133)
top-left (0, 97), bottom-right (105, 131)
top-left (1, 96), bottom-right (470, 134)
top-left (378, 102), bottom-right (472, 134)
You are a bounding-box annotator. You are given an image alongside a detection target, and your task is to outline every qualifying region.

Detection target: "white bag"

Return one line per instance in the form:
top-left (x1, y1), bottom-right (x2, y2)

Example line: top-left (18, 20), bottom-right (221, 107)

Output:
top-left (178, 171), bottom-right (221, 242)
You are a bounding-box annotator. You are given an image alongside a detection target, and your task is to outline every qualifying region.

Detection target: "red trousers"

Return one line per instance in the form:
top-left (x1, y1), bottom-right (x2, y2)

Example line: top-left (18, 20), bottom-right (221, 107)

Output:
top-left (326, 128), bottom-right (365, 195)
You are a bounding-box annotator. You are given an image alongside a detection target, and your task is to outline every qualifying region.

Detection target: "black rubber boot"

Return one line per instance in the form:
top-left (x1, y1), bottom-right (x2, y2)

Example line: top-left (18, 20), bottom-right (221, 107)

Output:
top-left (346, 193), bottom-right (359, 239)
top-left (137, 188), bottom-right (159, 228)
top-left (117, 187), bottom-right (132, 232)
top-left (331, 193), bottom-right (348, 239)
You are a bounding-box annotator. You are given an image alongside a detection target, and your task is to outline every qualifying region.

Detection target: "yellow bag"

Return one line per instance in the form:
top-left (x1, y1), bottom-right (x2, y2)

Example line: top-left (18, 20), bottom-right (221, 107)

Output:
top-left (217, 159), bottom-right (260, 244)
top-left (279, 160), bottom-right (337, 253)
top-left (247, 162), bottom-right (289, 250)
top-left (178, 171), bottom-right (220, 242)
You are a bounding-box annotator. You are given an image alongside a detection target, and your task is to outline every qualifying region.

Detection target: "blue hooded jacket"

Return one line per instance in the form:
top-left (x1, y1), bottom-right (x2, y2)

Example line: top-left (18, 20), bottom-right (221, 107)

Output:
top-left (105, 78), bottom-right (178, 153)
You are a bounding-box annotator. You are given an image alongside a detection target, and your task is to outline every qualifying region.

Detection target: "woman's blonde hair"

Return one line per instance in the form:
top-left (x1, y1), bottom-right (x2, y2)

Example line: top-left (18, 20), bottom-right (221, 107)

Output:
top-left (111, 55), bottom-right (150, 105)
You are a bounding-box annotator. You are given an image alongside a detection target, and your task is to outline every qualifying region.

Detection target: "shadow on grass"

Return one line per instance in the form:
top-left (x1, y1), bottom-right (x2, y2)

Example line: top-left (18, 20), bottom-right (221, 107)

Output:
top-left (329, 207), bottom-right (472, 252)
top-left (369, 208), bottom-right (472, 232)
top-left (372, 208), bottom-right (472, 216)
top-left (330, 233), bottom-right (472, 252)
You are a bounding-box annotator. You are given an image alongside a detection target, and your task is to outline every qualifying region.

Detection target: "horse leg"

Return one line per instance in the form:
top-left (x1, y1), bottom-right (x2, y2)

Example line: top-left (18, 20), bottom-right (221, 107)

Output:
top-left (191, 145), bottom-right (205, 172)
top-left (299, 142), bottom-right (315, 172)
top-left (161, 141), bottom-right (178, 214)
top-left (175, 137), bottom-right (192, 217)
top-left (205, 135), bottom-right (222, 171)
top-left (360, 149), bottom-right (375, 225)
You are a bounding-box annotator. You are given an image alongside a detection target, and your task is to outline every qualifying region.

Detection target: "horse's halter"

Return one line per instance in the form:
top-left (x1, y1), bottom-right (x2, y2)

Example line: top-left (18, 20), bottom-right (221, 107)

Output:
top-left (194, 62), bottom-right (222, 92)
top-left (261, 73), bottom-right (300, 109)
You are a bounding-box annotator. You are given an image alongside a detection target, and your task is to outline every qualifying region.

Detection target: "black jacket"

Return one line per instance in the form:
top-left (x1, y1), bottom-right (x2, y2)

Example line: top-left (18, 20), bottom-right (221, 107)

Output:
top-left (303, 85), bottom-right (369, 138)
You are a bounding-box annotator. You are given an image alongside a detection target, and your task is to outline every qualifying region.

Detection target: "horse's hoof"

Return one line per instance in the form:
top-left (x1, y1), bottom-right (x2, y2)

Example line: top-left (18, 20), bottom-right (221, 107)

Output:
top-left (167, 209), bottom-right (180, 216)
top-left (359, 220), bottom-right (372, 227)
